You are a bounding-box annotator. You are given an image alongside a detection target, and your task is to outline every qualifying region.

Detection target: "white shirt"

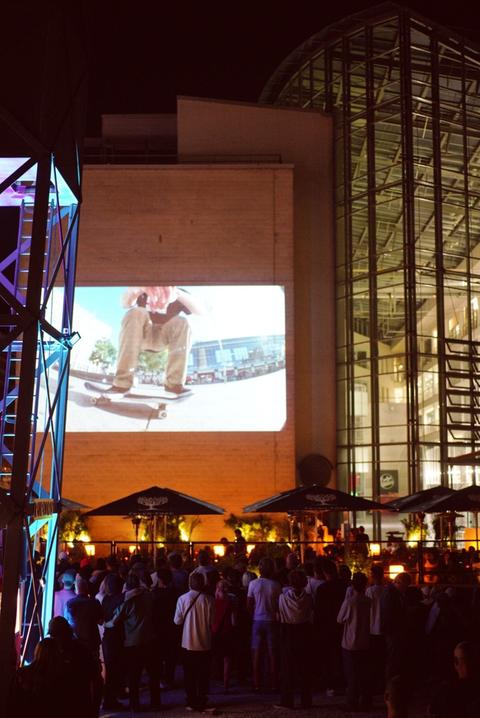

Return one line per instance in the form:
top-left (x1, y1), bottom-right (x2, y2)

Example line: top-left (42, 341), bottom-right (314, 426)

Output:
top-left (279, 589), bottom-right (313, 624)
top-left (174, 590), bottom-right (214, 651)
top-left (306, 576), bottom-right (325, 597)
top-left (247, 577), bottom-right (281, 621)
top-left (365, 583), bottom-right (385, 635)
top-left (337, 592), bottom-right (371, 651)
top-left (53, 588), bottom-right (76, 619)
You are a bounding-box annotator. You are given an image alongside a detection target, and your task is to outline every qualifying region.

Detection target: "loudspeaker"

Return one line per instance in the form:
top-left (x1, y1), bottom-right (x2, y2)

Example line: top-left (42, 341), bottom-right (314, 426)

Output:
top-left (298, 454), bottom-right (333, 487)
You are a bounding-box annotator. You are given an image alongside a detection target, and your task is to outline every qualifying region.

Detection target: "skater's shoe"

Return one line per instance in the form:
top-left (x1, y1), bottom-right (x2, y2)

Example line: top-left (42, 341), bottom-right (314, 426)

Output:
top-left (164, 384), bottom-right (191, 396)
top-left (104, 385), bottom-right (129, 394)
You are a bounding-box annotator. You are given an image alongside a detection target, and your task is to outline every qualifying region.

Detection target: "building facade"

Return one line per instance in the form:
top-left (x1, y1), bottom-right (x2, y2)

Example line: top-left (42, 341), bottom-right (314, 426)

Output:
top-left (261, 3), bottom-right (480, 533)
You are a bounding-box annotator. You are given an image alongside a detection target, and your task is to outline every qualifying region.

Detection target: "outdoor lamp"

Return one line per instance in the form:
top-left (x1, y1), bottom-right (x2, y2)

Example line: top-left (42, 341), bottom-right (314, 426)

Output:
top-left (370, 543), bottom-right (381, 557)
top-left (388, 564), bottom-right (404, 580)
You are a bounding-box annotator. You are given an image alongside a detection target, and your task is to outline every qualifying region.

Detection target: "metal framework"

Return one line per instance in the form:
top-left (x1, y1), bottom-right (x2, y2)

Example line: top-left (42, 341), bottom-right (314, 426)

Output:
top-left (0, 6), bottom-right (86, 707)
top-left (260, 2), bottom-right (480, 533)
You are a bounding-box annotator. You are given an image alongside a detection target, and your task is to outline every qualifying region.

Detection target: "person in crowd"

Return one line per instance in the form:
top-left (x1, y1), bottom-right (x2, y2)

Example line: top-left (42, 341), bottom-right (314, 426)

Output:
top-left (152, 567), bottom-right (179, 689)
top-left (247, 556), bottom-right (281, 692)
top-left (174, 571), bottom-right (215, 713)
top-left (428, 641), bottom-right (480, 718)
top-left (273, 556), bottom-right (289, 587)
top-left (339, 563), bottom-right (352, 588)
top-left (9, 638), bottom-right (60, 717)
top-left (423, 549), bottom-right (441, 584)
top-left (286, 552), bottom-right (300, 572)
top-left (53, 570), bottom-right (76, 619)
top-left (403, 585), bottom-right (428, 688)
top-left (337, 571), bottom-right (372, 712)
top-left (66, 576), bottom-right (103, 657)
top-left (193, 549), bottom-right (217, 581)
top-left (233, 528), bottom-right (247, 557)
top-left (425, 587), bottom-right (466, 682)
top-left (234, 556), bottom-right (256, 589)
top-left (276, 569), bottom-right (314, 710)
top-left (355, 526), bottom-right (370, 559)
top-left (55, 551), bottom-right (71, 585)
top-left (384, 675), bottom-right (408, 718)
top-left (306, 556), bottom-right (326, 597)
top-left (314, 559), bottom-right (347, 695)
top-left (65, 576), bottom-right (104, 713)
top-left (150, 555), bottom-right (168, 588)
top-left (130, 560), bottom-right (153, 589)
top-left (168, 551), bottom-right (190, 595)
top-left (49, 616), bottom-right (100, 718)
top-left (381, 571), bottom-right (411, 680)
top-left (100, 573), bottom-right (125, 711)
top-left (212, 579), bottom-right (237, 693)
top-left (89, 557), bottom-right (108, 597)
top-left (366, 563), bottom-right (386, 693)
top-left (78, 556), bottom-right (93, 581)
top-left (106, 571), bottom-right (160, 712)
top-left (224, 566), bottom-right (250, 684)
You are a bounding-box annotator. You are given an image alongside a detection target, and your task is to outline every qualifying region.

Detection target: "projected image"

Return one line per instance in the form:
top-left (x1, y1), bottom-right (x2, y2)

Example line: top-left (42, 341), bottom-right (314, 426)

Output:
top-left (42, 285), bottom-right (286, 432)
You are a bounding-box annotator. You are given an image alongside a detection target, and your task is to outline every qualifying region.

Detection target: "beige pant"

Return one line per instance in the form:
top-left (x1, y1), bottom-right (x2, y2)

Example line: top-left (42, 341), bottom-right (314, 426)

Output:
top-left (114, 306), bottom-right (192, 389)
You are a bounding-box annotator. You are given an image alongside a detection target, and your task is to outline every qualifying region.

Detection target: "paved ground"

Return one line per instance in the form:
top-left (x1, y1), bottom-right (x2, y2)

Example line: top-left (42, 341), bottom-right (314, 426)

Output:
top-left (100, 681), bottom-right (428, 717)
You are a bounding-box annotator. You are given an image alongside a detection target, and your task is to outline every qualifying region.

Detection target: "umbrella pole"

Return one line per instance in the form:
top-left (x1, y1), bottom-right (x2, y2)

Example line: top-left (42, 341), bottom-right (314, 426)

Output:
top-left (299, 512), bottom-right (305, 563)
top-left (153, 515), bottom-right (158, 565)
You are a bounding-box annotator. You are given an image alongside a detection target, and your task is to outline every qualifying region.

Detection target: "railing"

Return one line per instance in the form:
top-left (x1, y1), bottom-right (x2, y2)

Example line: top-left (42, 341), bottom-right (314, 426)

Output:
top-left (57, 538), bottom-right (480, 586)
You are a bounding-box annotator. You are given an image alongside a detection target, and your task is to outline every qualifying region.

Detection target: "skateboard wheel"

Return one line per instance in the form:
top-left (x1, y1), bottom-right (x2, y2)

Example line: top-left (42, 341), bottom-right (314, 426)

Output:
top-left (159, 410), bottom-right (168, 419)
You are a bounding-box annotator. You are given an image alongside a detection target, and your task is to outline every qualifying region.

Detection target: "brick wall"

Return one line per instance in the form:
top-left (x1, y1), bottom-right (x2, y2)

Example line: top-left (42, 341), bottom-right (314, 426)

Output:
top-left (63, 164), bottom-right (295, 541)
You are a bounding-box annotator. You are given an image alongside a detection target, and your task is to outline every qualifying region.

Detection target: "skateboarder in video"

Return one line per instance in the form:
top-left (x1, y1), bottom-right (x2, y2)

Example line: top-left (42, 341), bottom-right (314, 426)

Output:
top-left (106, 286), bottom-right (203, 396)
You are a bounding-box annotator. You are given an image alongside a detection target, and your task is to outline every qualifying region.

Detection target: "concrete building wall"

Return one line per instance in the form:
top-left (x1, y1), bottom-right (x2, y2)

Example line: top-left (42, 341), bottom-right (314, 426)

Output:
top-left (177, 97), bottom-right (335, 468)
top-left (64, 163), bottom-right (295, 541)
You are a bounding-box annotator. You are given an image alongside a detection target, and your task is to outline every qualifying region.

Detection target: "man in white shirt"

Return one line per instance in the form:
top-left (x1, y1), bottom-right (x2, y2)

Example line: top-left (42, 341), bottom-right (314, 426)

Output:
top-left (174, 571), bottom-right (215, 712)
top-left (337, 571), bottom-right (372, 712)
top-left (277, 570), bottom-right (314, 709)
top-left (53, 571), bottom-right (76, 618)
top-left (247, 557), bottom-right (281, 691)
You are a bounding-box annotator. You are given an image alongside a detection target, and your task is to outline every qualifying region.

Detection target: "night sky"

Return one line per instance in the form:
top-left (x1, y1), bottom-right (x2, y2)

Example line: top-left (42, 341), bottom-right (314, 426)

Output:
top-left (85, 1), bottom-right (480, 135)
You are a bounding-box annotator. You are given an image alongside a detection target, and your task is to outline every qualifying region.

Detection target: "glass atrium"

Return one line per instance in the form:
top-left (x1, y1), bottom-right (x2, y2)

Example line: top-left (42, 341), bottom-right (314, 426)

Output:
top-left (261, 4), bottom-right (480, 535)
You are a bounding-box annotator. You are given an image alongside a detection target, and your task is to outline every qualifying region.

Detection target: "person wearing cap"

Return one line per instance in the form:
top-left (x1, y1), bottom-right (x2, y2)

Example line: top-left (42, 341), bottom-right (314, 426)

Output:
top-left (54, 571), bottom-right (76, 619)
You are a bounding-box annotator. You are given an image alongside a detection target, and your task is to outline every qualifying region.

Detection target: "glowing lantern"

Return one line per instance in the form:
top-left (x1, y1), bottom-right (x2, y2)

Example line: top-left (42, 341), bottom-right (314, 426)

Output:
top-left (213, 545), bottom-right (225, 558)
top-left (369, 543), bottom-right (381, 557)
top-left (388, 564), bottom-right (404, 580)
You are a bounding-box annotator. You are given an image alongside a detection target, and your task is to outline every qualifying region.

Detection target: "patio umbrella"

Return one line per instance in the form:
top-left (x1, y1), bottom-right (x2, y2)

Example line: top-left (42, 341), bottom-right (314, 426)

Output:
top-left (418, 484), bottom-right (480, 513)
top-left (384, 486), bottom-right (455, 512)
top-left (243, 484), bottom-right (387, 513)
top-left (84, 485), bottom-right (225, 517)
top-left (85, 485), bottom-right (224, 561)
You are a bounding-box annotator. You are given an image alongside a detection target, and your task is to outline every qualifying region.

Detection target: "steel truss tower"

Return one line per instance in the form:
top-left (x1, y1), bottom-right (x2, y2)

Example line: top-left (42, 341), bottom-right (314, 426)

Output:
top-left (0, 6), bottom-right (86, 707)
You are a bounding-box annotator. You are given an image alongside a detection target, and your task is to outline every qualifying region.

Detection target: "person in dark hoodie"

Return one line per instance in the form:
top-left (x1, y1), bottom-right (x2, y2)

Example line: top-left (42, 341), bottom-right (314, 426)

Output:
top-left (100, 573), bottom-right (125, 711)
top-left (275, 569), bottom-right (314, 710)
top-left (428, 641), bottom-right (480, 718)
top-left (314, 559), bottom-right (347, 695)
top-left (106, 571), bottom-right (160, 712)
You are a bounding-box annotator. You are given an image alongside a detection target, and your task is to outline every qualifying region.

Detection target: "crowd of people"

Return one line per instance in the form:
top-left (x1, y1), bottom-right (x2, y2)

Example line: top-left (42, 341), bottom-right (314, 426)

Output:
top-left (7, 541), bottom-right (480, 717)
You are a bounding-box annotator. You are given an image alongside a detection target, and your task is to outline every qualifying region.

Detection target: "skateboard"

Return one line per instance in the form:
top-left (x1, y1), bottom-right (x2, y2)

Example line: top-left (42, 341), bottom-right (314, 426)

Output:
top-left (84, 381), bottom-right (192, 420)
